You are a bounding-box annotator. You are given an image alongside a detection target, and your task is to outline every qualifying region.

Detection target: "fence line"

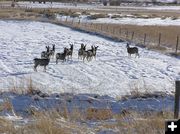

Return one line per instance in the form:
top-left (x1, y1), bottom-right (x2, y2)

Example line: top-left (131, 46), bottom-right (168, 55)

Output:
top-left (0, 6), bottom-right (179, 53)
top-left (55, 17), bottom-right (179, 54)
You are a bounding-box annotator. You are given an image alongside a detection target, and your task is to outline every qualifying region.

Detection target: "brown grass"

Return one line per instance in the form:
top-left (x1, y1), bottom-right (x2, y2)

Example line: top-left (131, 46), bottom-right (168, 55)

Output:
top-left (86, 108), bottom-right (113, 120)
top-left (0, 109), bottom-right (94, 134)
top-left (100, 110), bottom-right (173, 134)
top-left (0, 107), bottom-right (174, 134)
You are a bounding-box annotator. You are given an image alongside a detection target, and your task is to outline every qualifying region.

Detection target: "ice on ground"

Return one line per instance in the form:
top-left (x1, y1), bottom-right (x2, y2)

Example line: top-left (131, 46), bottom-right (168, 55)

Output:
top-left (0, 20), bottom-right (179, 97)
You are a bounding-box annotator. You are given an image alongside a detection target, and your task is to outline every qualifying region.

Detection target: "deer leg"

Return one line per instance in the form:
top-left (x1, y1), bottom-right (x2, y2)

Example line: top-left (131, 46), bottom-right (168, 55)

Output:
top-left (43, 66), bottom-right (46, 72)
top-left (137, 53), bottom-right (140, 58)
top-left (83, 56), bottom-right (85, 62)
top-left (34, 65), bottom-right (37, 72)
top-left (135, 53), bottom-right (138, 58)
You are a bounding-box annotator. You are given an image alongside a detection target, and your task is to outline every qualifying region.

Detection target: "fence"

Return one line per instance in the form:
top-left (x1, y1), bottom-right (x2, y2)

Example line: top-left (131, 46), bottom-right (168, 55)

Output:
top-left (53, 16), bottom-right (180, 54)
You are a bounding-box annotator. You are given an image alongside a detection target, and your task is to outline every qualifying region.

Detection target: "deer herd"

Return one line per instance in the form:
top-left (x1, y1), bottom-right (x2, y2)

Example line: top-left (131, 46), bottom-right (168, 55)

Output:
top-left (33, 42), bottom-right (139, 72)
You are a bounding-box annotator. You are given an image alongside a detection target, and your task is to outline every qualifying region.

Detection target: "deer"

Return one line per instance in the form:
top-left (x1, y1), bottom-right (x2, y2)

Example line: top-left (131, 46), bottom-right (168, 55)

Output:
top-left (86, 46), bottom-right (95, 61)
top-left (41, 46), bottom-right (50, 59)
top-left (78, 43), bottom-right (86, 60)
top-left (92, 46), bottom-right (99, 60)
top-left (49, 44), bottom-right (55, 58)
top-left (33, 57), bottom-right (50, 72)
top-left (66, 44), bottom-right (73, 60)
top-left (126, 43), bottom-right (139, 58)
top-left (56, 47), bottom-right (68, 64)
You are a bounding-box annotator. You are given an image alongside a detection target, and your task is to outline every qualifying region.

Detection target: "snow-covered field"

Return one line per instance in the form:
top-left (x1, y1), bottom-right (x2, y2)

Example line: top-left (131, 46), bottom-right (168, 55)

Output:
top-left (91, 17), bottom-right (180, 26)
top-left (58, 15), bottom-right (180, 26)
top-left (0, 20), bottom-right (179, 97)
top-left (1, 1), bottom-right (180, 11)
top-left (17, 2), bottom-right (180, 11)
top-left (0, 1), bottom-right (99, 9)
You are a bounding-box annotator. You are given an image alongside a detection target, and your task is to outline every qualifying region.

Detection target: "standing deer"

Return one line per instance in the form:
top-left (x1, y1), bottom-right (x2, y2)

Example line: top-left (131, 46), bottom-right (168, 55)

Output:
top-left (41, 46), bottom-right (50, 58)
top-left (56, 47), bottom-right (68, 64)
top-left (34, 58), bottom-right (50, 72)
top-left (49, 44), bottom-right (55, 58)
top-left (86, 46), bottom-right (95, 61)
top-left (126, 43), bottom-right (139, 58)
top-left (66, 44), bottom-right (73, 60)
top-left (92, 46), bottom-right (99, 60)
top-left (78, 43), bottom-right (86, 60)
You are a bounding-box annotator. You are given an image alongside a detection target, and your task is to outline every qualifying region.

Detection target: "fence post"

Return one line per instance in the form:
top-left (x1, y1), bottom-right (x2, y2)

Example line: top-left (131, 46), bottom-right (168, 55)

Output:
top-left (66, 16), bottom-right (68, 22)
top-left (119, 28), bottom-right (121, 36)
top-left (72, 18), bottom-right (74, 25)
top-left (144, 33), bottom-right (147, 46)
top-left (174, 80), bottom-right (180, 119)
top-left (131, 31), bottom-right (134, 40)
top-left (175, 35), bottom-right (179, 54)
top-left (113, 27), bottom-right (115, 34)
top-left (126, 30), bottom-right (128, 39)
top-left (158, 33), bottom-right (161, 46)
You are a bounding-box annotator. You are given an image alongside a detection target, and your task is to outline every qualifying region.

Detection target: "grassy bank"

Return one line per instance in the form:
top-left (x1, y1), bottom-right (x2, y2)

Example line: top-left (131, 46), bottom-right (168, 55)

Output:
top-left (0, 107), bottom-right (172, 134)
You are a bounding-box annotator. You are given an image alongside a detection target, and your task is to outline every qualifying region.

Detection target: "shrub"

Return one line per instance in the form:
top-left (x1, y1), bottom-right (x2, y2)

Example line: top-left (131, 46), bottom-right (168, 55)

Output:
top-left (44, 10), bottom-right (56, 19)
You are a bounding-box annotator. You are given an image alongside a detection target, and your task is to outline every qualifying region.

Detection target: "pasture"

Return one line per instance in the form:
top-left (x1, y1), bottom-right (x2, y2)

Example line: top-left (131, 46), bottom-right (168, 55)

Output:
top-left (0, 2), bottom-right (180, 133)
top-left (0, 20), bottom-right (179, 97)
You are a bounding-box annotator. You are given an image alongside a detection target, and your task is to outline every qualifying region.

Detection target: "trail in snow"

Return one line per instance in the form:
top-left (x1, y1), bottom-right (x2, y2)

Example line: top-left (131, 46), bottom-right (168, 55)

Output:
top-left (0, 20), bottom-right (179, 97)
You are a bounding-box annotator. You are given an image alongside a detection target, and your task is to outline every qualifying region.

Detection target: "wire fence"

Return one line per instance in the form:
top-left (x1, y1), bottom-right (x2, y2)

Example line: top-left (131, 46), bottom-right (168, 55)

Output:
top-left (54, 16), bottom-right (180, 54)
top-left (0, 3), bottom-right (179, 54)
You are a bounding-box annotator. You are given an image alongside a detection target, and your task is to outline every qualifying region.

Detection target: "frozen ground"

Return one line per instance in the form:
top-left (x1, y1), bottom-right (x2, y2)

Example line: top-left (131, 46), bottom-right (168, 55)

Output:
top-left (91, 17), bottom-right (180, 26)
top-left (0, 91), bottom-right (175, 118)
top-left (58, 15), bottom-right (180, 26)
top-left (0, 20), bottom-right (179, 97)
top-left (1, 1), bottom-right (180, 11)
top-left (0, 90), bottom-right (175, 133)
top-left (18, 2), bottom-right (180, 11)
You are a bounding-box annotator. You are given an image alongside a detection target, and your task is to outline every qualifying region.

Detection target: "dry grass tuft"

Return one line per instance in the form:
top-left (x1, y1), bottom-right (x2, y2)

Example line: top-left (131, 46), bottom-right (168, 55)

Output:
top-left (86, 108), bottom-right (113, 120)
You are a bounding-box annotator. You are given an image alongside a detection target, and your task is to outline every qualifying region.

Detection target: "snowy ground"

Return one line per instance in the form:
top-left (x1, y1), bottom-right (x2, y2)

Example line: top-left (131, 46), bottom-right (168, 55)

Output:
top-left (57, 14), bottom-right (180, 26)
top-left (1, 1), bottom-right (180, 11)
top-left (0, 1), bottom-right (99, 9)
top-left (0, 91), bottom-right (175, 118)
top-left (90, 17), bottom-right (180, 26)
top-left (18, 2), bottom-right (180, 11)
top-left (0, 20), bottom-right (179, 97)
